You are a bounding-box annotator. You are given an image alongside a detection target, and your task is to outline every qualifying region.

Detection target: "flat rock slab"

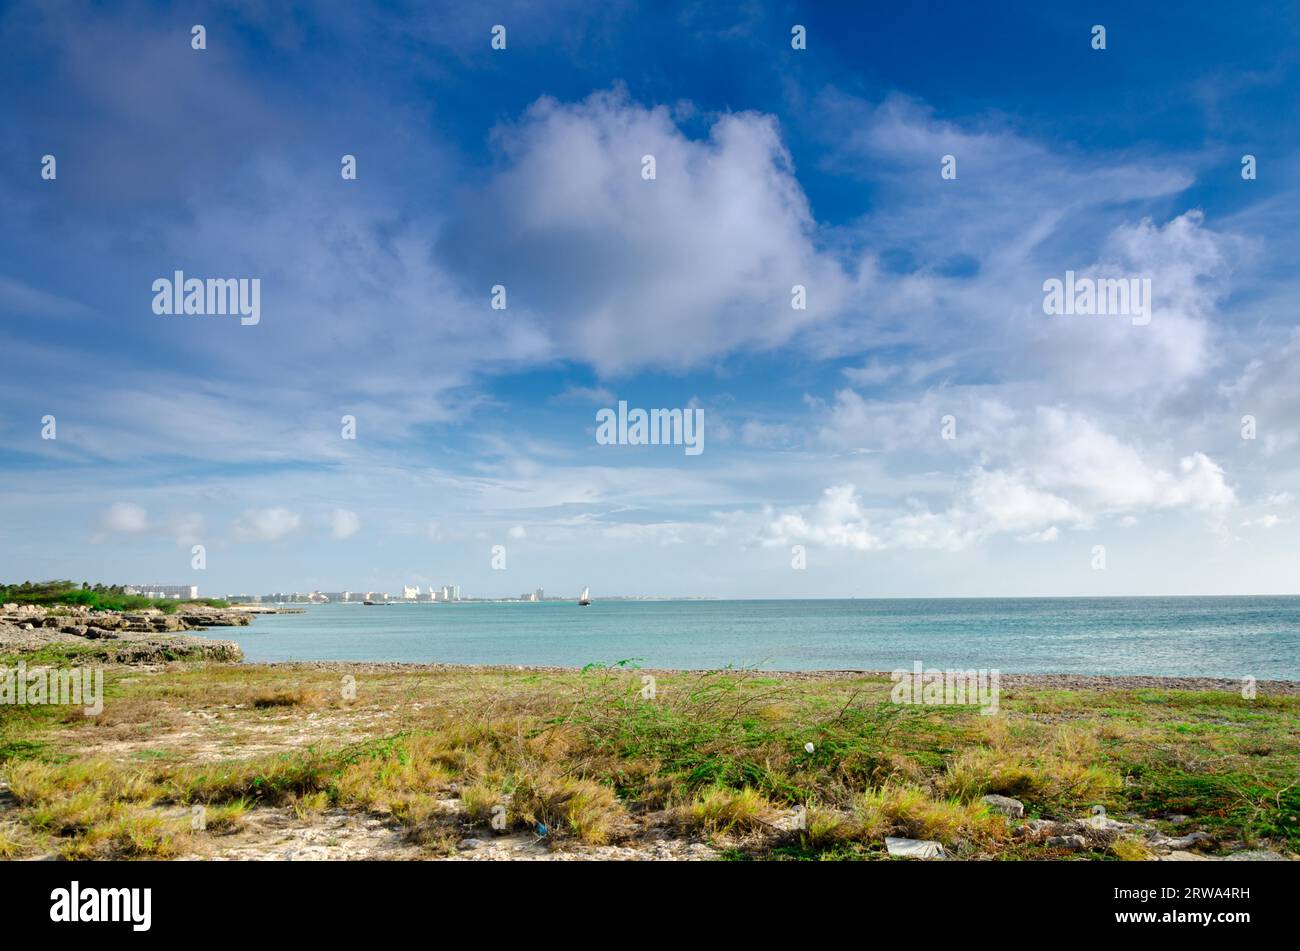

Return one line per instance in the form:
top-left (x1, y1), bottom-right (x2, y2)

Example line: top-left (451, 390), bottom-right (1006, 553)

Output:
top-left (1150, 831), bottom-right (1212, 851)
top-left (885, 837), bottom-right (945, 859)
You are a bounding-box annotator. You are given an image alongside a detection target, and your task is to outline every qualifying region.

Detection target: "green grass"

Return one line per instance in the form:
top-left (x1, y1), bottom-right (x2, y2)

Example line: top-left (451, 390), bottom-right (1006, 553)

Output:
top-left (0, 663), bottom-right (1295, 860)
top-left (0, 642), bottom-right (113, 667)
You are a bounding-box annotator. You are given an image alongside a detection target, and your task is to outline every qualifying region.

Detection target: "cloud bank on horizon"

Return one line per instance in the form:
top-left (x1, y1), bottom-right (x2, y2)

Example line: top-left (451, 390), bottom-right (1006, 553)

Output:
top-left (1, 1), bottom-right (1298, 598)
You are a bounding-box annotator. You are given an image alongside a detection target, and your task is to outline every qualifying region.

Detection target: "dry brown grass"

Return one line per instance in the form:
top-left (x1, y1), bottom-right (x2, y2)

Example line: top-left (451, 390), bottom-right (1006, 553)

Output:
top-left (0, 820), bottom-right (38, 858)
top-left (682, 786), bottom-right (778, 835)
top-left (459, 782), bottom-right (500, 822)
top-left (937, 722), bottom-right (1124, 809)
top-left (851, 783), bottom-right (1007, 847)
top-left (252, 689), bottom-right (321, 709)
top-left (511, 771), bottom-right (625, 844)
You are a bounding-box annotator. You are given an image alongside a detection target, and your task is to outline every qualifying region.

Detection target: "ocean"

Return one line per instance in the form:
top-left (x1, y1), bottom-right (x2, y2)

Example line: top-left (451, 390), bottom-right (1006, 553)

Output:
top-left (201, 596), bottom-right (1300, 679)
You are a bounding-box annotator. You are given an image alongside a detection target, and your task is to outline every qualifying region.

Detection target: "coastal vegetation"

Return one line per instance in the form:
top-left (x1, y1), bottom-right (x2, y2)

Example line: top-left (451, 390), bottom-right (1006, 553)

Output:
top-left (0, 655), bottom-right (1295, 861)
top-left (0, 580), bottom-right (229, 615)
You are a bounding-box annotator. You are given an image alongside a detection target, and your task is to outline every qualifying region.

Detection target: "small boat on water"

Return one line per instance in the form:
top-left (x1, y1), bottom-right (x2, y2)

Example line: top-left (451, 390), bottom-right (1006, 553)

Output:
top-left (578, 586), bottom-right (591, 606)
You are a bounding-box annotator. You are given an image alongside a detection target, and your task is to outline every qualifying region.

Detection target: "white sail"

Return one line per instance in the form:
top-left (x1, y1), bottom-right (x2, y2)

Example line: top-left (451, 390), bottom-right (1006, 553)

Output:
top-left (580, 586), bottom-right (590, 601)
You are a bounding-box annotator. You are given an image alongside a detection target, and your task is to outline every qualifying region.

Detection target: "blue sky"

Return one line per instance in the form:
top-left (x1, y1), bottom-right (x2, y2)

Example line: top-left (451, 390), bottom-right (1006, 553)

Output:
top-left (2, 0), bottom-right (1299, 598)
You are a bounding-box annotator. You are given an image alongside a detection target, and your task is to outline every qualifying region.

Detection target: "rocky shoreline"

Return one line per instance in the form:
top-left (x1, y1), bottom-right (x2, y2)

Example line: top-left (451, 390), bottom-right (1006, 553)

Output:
top-left (0, 603), bottom-right (245, 664)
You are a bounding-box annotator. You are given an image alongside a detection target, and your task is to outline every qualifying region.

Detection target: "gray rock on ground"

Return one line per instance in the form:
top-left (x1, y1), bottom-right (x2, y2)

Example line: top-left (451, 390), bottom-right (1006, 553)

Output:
top-left (980, 794), bottom-right (1025, 818)
top-left (1149, 831), bottom-right (1212, 851)
top-left (1046, 834), bottom-right (1088, 851)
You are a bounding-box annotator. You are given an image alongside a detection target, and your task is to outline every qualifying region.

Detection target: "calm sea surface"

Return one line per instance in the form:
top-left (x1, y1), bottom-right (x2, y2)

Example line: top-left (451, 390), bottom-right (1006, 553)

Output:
top-left (199, 597), bottom-right (1300, 679)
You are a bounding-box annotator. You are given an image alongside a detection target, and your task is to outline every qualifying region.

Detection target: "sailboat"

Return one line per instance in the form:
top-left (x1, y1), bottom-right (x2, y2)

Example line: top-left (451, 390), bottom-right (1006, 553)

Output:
top-left (578, 586), bottom-right (591, 606)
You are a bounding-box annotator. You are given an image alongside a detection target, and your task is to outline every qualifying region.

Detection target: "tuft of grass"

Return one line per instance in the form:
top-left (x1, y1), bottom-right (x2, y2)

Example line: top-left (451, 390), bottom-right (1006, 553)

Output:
top-left (170, 753), bottom-right (334, 806)
top-left (7, 759), bottom-right (158, 808)
top-left (0, 821), bottom-right (38, 858)
top-left (329, 735), bottom-right (455, 813)
top-left (102, 810), bottom-right (191, 858)
top-left (938, 745), bottom-right (1123, 811)
top-left (459, 783), bottom-right (500, 823)
top-left (1110, 837), bottom-right (1153, 861)
top-left (512, 772), bottom-right (624, 844)
top-left (802, 804), bottom-right (852, 849)
top-left (290, 790), bottom-right (331, 821)
top-left (682, 786), bottom-right (777, 836)
top-left (252, 690), bottom-right (319, 709)
top-left (201, 797), bottom-right (251, 834)
top-left (853, 783), bottom-right (1007, 847)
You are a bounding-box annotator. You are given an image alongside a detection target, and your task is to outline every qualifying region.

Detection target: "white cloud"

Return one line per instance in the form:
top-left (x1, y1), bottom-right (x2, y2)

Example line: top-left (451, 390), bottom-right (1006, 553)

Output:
top-left (768, 405), bottom-right (1235, 552)
top-left (443, 88), bottom-right (853, 373)
top-left (551, 384), bottom-right (616, 405)
top-left (167, 512), bottom-right (206, 547)
top-left (1241, 514), bottom-right (1281, 529)
top-left (876, 469), bottom-right (1086, 552)
top-left (330, 509), bottom-right (361, 540)
top-left (805, 93), bottom-right (1239, 403)
top-left (842, 359), bottom-right (900, 387)
top-left (235, 507), bottom-right (302, 542)
top-left (1220, 329), bottom-right (1300, 457)
top-left (1030, 409), bottom-right (1235, 512)
top-left (764, 484), bottom-right (881, 551)
top-left (100, 502), bottom-right (148, 534)
top-left (966, 469), bottom-right (1085, 532)
top-left (1019, 526), bottom-right (1060, 543)
top-left (740, 419), bottom-right (793, 447)
top-left (1025, 211), bottom-right (1234, 397)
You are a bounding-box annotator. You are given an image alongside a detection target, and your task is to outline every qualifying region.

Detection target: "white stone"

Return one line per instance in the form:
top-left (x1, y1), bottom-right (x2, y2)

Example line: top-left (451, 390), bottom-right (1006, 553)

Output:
top-left (885, 836), bottom-right (945, 859)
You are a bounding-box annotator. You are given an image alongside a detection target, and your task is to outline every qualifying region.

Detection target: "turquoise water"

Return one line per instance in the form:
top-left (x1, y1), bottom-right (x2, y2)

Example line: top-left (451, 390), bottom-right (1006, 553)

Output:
top-left (201, 597), bottom-right (1300, 679)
